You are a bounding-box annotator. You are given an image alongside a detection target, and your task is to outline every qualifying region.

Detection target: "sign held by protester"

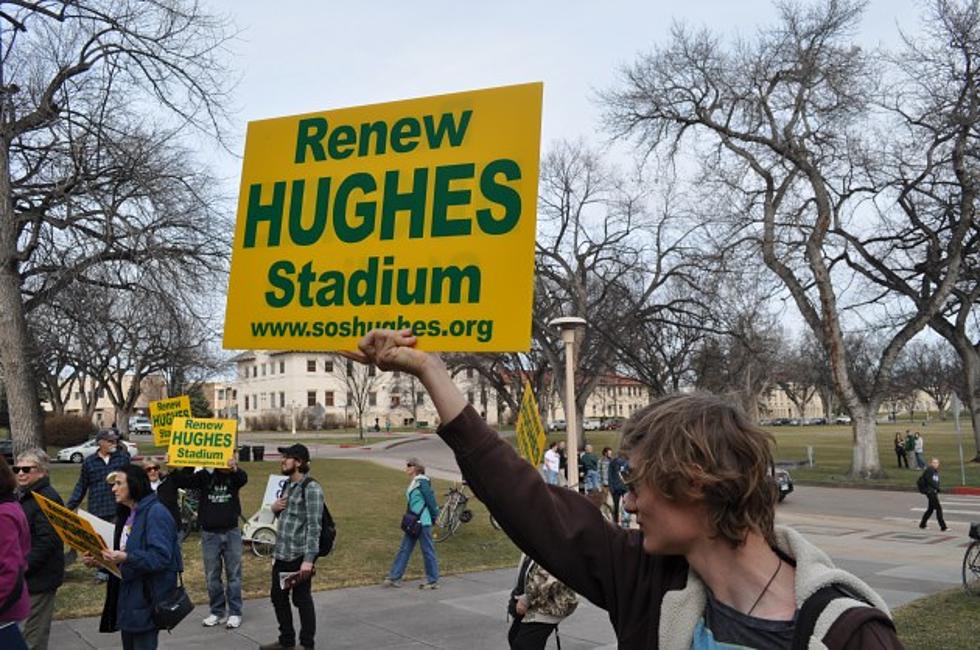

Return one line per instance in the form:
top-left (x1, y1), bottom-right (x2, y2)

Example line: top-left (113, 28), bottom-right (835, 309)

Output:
top-left (223, 82), bottom-right (543, 353)
top-left (515, 382), bottom-right (547, 467)
top-left (263, 474), bottom-right (290, 506)
top-left (167, 417), bottom-right (238, 469)
top-left (33, 492), bottom-right (121, 578)
top-left (149, 395), bottom-right (192, 446)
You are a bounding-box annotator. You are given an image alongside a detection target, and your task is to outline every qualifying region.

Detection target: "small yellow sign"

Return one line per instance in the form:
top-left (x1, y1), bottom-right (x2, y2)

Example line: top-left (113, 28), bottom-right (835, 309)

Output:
top-left (167, 417), bottom-right (238, 469)
top-left (33, 492), bottom-right (120, 578)
top-left (149, 395), bottom-right (192, 447)
top-left (223, 82), bottom-right (543, 352)
top-left (515, 382), bottom-right (547, 467)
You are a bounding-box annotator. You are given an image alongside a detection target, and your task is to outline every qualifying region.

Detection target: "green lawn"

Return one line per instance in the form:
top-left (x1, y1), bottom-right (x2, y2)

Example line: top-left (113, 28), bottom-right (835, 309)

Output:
top-left (46, 459), bottom-right (519, 620)
top-left (893, 588), bottom-right (977, 648)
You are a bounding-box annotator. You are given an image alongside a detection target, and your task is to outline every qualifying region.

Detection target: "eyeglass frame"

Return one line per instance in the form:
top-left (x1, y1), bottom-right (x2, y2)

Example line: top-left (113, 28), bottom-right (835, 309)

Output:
top-left (12, 465), bottom-right (39, 474)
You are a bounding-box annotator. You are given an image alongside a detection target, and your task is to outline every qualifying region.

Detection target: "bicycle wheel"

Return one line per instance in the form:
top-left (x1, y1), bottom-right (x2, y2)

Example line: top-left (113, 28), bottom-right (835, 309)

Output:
top-left (963, 540), bottom-right (980, 596)
top-left (251, 527), bottom-right (277, 558)
top-left (489, 514), bottom-right (501, 530)
top-left (432, 503), bottom-right (461, 543)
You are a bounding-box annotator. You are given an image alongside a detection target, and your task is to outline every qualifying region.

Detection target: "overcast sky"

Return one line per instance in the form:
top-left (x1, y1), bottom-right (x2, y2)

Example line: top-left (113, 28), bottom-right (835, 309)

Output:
top-left (209, 0), bottom-right (923, 180)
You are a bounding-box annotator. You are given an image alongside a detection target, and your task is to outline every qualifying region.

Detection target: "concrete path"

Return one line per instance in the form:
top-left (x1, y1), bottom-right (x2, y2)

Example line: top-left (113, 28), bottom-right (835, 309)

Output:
top-left (49, 568), bottom-right (617, 649)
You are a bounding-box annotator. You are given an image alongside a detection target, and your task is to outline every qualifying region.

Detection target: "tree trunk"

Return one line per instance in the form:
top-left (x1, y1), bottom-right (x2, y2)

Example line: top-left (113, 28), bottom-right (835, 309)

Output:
top-left (0, 268), bottom-right (43, 455)
top-left (849, 407), bottom-right (884, 478)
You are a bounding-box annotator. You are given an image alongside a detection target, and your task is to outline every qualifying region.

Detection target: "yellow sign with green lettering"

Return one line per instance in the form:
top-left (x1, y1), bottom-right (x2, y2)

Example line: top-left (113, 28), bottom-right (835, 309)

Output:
top-left (223, 83), bottom-right (543, 352)
top-left (167, 417), bottom-right (237, 469)
top-left (149, 395), bottom-right (192, 447)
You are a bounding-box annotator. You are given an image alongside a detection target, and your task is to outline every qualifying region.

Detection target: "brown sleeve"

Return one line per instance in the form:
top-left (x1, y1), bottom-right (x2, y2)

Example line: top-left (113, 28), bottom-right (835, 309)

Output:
top-left (824, 607), bottom-right (906, 650)
top-left (437, 405), bottom-right (681, 629)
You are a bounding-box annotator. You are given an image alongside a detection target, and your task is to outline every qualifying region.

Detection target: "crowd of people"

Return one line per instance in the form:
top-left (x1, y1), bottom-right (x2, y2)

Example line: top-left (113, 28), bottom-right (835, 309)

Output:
top-left (0, 327), bottom-right (921, 650)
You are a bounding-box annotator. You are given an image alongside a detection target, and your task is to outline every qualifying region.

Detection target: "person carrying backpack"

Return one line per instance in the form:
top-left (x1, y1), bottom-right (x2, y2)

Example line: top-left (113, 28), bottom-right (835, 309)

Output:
top-left (261, 444), bottom-right (324, 650)
top-left (508, 554), bottom-right (578, 649)
top-left (382, 457), bottom-right (440, 589)
top-left (917, 458), bottom-right (947, 531)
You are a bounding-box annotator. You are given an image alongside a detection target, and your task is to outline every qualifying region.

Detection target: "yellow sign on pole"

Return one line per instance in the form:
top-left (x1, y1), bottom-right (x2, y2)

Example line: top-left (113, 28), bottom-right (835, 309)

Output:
top-left (515, 382), bottom-right (547, 467)
top-left (33, 492), bottom-right (120, 578)
top-left (149, 395), bottom-right (192, 447)
top-left (167, 417), bottom-right (238, 469)
top-left (223, 82), bottom-right (543, 352)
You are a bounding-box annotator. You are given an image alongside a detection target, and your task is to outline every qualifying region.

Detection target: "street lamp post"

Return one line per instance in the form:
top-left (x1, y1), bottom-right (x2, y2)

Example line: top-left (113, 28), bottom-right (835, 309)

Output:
top-left (549, 316), bottom-right (586, 491)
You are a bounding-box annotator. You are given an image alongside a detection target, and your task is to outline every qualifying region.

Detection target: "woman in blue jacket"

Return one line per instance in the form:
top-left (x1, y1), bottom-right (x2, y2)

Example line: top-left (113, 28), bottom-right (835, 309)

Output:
top-left (85, 464), bottom-right (181, 650)
top-left (382, 457), bottom-right (441, 589)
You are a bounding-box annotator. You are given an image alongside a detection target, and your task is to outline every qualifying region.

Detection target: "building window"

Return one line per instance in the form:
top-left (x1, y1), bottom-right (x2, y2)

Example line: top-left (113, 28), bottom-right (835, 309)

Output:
top-left (467, 391), bottom-right (474, 404)
top-left (368, 392), bottom-right (377, 407)
top-left (466, 368), bottom-right (474, 379)
top-left (279, 361), bottom-right (285, 373)
top-left (391, 395), bottom-right (401, 407)
top-left (368, 366), bottom-right (376, 377)
top-left (245, 395), bottom-right (249, 410)
top-left (324, 359), bottom-right (333, 372)
top-left (393, 370), bottom-right (400, 378)
top-left (307, 391), bottom-right (317, 407)
top-left (307, 359), bottom-right (316, 372)
top-left (346, 391), bottom-right (353, 405)
top-left (347, 360), bottom-right (353, 376)
top-left (279, 392), bottom-right (285, 408)
top-left (232, 389), bottom-right (237, 399)
top-left (416, 393), bottom-right (425, 406)
top-left (324, 391), bottom-right (335, 406)
top-left (252, 366), bottom-right (257, 378)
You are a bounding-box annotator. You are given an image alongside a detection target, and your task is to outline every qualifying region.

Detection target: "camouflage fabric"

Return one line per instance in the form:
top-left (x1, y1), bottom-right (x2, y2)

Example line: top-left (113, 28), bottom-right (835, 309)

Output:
top-left (525, 561), bottom-right (578, 620)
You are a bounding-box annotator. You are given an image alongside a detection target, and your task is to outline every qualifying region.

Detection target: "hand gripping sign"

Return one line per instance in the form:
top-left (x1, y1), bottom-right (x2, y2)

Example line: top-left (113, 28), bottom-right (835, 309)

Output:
top-left (223, 82), bottom-right (543, 352)
top-left (33, 491), bottom-right (121, 578)
top-left (149, 395), bottom-right (192, 447)
top-left (167, 417), bottom-right (238, 469)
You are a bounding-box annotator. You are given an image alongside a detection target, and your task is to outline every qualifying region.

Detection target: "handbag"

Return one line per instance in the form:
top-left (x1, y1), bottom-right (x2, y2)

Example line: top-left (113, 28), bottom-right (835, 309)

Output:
top-left (399, 487), bottom-right (425, 538)
top-left (143, 572), bottom-right (193, 632)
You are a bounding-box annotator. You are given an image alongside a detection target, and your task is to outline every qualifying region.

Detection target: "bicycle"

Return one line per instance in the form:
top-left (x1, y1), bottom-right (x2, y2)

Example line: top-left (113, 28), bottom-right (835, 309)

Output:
top-left (964, 522), bottom-right (980, 595)
top-left (432, 482), bottom-right (500, 542)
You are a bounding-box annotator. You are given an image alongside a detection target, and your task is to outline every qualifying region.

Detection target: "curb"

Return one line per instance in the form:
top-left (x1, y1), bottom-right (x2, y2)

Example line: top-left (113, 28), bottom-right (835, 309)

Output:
top-left (950, 486), bottom-right (980, 496)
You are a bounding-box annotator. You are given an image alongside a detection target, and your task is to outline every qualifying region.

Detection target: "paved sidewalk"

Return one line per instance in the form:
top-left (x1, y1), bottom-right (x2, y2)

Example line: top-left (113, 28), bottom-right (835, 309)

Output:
top-left (49, 568), bottom-right (617, 649)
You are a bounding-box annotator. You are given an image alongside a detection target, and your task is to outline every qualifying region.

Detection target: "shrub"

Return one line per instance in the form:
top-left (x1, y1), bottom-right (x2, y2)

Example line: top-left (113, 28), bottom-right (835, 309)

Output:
top-left (44, 414), bottom-right (97, 447)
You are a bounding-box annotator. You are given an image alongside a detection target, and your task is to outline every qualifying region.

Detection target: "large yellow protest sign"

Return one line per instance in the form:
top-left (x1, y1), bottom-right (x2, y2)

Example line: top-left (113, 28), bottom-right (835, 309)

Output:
top-left (515, 382), bottom-right (547, 467)
top-left (223, 83), bottom-right (543, 352)
top-left (149, 395), bottom-right (192, 446)
top-left (33, 492), bottom-right (120, 578)
top-left (167, 417), bottom-right (237, 469)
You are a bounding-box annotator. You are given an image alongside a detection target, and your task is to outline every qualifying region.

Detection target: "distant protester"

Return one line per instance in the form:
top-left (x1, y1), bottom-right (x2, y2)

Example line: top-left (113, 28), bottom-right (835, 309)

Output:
top-left (15, 449), bottom-right (64, 650)
top-left (344, 329), bottom-right (905, 649)
top-left (507, 554), bottom-right (578, 649)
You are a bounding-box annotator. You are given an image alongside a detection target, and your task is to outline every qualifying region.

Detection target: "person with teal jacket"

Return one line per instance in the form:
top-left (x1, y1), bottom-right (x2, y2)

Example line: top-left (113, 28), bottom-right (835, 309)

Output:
top-left (382, 457), bottom-right (440, 589)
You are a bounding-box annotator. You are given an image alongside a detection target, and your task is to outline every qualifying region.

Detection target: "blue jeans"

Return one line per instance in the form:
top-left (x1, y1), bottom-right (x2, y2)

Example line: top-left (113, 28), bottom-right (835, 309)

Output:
top-left (915, 452), bottom-right (925, 469)
top-left (544, 469), bottom-right (559, 485)
top-left (585, 469), bottom-right (601, 492)
top-left (201, 528), bottom-right (244, 617)
top-left (387, 525), bottom-right (439, 584)
top-left (0, 623), bottom-right (28, 650)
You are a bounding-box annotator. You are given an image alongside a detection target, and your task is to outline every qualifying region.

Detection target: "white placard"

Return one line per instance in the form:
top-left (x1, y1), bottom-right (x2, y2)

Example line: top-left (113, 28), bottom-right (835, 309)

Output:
top-left (263, 474), bottom-right (290, 506)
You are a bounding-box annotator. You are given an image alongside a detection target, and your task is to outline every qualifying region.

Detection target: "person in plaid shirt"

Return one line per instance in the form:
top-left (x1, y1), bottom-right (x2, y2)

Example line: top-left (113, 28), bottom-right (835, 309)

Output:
top-left (260, 444), bottom-right (323, 650)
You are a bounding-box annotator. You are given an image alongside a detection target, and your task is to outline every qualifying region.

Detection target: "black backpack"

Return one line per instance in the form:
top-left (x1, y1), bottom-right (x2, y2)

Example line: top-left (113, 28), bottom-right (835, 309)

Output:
top-left (916, 472), bottom-right (929, 494)
top-left (299, 477), bottom-right (337, 557)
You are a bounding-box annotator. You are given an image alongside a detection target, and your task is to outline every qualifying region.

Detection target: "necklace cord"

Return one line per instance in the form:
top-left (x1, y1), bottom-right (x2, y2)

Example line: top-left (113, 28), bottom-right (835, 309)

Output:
top-left (746, 557), bottom-right (782, 617)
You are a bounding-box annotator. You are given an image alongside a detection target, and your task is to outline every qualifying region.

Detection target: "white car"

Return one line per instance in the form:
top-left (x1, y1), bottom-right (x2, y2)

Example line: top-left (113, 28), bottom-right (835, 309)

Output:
top-left (129, 416), bottom-right (152, 434)
top-left (583, 419), bottom-right (602, 431)
top-left (58, 438), bottom-right (138, 463)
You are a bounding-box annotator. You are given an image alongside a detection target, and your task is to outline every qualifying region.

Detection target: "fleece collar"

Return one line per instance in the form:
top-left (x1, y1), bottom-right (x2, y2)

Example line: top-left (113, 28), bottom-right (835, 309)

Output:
top-left (658, 525), bottom-right (890, 650)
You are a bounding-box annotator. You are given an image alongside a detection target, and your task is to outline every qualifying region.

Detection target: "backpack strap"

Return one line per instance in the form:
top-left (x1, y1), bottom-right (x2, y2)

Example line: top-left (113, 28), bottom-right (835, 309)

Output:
top-left (791, 583), bottom-right (870, 650)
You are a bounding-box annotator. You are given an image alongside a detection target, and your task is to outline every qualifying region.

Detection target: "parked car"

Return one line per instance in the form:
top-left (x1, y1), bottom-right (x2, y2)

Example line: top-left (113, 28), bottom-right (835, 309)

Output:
top-left (548, 419), bottom-right (566, 432)
top-left (128, 416), bottom-right (152, 434)
top-left (582, 418), bottom-right (602, 431)
top-left (834, 415), bottom-right (852, 424)
top-left (600, 416), bottom-right (625, 430)
top-left (774, 467), bottom-right (794, 502)
top-left (58, 437), bottom-right (138, 463)
top-left (0, 439), bottom-right (12, 465)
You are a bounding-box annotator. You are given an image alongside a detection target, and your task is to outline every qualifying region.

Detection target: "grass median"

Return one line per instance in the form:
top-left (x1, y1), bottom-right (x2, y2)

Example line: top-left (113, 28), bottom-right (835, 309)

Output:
top-left (893, 588), bottom-right (976, 648)
top-left (47, 458), bottom-right (519, 620)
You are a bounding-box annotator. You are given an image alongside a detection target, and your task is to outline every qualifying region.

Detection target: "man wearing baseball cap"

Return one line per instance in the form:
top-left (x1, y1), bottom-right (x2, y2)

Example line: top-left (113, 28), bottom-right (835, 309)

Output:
top-left (260, 443), bottom-right (324, 650)
top-left (66, 429), bottom-right (130, 582)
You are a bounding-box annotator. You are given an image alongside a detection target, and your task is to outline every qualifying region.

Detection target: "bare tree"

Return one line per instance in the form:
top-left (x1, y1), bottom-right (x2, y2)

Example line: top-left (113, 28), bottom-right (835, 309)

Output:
top-left (336, 358), bottom-right (380, 440)
top-left (603, 0), bottom-right (973, 477)
top-left (894, 340), bottom-right (958, 420)
top-left (0, 2), bottom-right (233, 453)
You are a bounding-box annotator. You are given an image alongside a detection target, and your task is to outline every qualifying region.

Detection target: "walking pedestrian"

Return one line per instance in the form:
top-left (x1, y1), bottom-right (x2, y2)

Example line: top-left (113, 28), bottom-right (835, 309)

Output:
top-left (507, 554), bottom-right (578, 649)
top-left (86, 464), bottom-right (181, 650)
top-left (581, 444), bottom-right (600, 493)
top-left (344, 329), bottom-right (903, 649)
top-left (14, 450), bottom-right (64, 650)
top-left (608, 451), bottom-right (629, 527)
top-left (0, 456), bottom-right (31, 650)
top-left (893, 434), bottom-right (908, 469)
top-left (66, 430), bottom-right (130, 582)
top-left (172, 457), bottom-right (248, 629)
top-left (917, 458), bottom-right (947, 531)
top-left (382, 457), bottom-right (440, 589)
top-left (913, 433), bottom-right (925, 470)
top-left (260, 444), bottom-right (323, 650)
top-left (542, 442), bottom-right (561, 486)
top-left (599, 447), bottom-right (613, 491)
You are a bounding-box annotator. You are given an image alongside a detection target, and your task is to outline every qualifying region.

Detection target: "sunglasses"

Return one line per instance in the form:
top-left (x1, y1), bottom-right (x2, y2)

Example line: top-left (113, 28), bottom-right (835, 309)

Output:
top-left (145, 466), bottom-right (160, 472)
top-left (12, 466), bottom-right (38, 474)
